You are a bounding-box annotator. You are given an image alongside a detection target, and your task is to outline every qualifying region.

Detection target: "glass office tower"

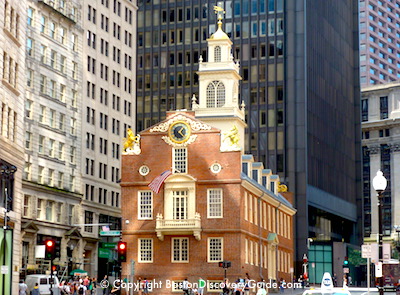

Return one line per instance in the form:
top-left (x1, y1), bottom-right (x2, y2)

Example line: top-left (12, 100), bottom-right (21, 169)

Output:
top-left (136, 0), bottom-right (361, 277)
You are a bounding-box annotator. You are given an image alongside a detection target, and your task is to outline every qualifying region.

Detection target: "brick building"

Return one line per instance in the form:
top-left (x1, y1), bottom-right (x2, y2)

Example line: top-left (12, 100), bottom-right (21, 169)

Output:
top-left (120, 15), bottom-right (295, 294)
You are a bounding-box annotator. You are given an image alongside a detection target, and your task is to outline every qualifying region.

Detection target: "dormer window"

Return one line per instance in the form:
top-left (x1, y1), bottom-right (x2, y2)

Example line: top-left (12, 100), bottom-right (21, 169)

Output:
top-left (214, 46), bottom-right (221, 62)
top-left (206, 81), bottom-right (225, 108)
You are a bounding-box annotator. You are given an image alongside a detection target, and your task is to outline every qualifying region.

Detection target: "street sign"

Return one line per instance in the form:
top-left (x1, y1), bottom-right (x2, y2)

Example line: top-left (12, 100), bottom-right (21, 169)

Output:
top-left (102, 242), bottom-right (117, 248)
top-left (362, 244), bottom-right (372, 258)
top-left (99, 230), bottom-right (121, 236)
top-left (1, 265), bottom-right (9, 274)
top-left (98, 248), bottom-right (111, 259)
top-left (383, 243), bottom-right (391, 262)
top-left (371, 243), bottom-right (379, 263)
top-left (375, 262), bottom-right (383, 277)
top-left (35, 245), bottom-right (45, 259)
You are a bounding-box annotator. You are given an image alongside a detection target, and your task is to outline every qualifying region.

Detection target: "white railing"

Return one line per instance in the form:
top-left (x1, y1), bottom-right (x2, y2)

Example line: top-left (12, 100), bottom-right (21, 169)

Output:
top-left (156, 213), bottom-right (201, 229)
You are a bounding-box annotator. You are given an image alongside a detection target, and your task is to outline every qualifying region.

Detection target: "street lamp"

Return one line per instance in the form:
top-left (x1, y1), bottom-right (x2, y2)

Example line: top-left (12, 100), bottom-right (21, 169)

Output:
top-left (1, 163), bottom-right (17, 295)
top-left (372, 170), bottom-right (387, 295)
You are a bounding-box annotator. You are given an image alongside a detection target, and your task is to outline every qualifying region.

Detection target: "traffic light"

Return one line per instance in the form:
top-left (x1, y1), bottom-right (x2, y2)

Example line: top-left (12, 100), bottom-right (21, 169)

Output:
top-left (343, 256), bottom-right (349, 266)
top-left (55, 240), bottom-right (61, 258)
top-left (45, 239), bottom-right (56, 260)
top-left (118, 241), bottom-right (127, 262)
top-left (218, 261), bottom-right (231, 268)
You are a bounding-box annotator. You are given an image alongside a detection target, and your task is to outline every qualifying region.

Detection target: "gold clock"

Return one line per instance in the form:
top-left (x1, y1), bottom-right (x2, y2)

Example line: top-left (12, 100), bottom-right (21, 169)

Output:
top-left (168, 121), bottom-right (191, 143)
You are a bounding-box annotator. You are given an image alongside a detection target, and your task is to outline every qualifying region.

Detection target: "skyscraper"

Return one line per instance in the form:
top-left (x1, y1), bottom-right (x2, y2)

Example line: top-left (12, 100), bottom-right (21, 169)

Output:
top-left (80, 0), bottom-right (137, 277)
top-left (136, 0), bottom-right (361, 277)
top-left (359, 0), bottom-right (400, 87)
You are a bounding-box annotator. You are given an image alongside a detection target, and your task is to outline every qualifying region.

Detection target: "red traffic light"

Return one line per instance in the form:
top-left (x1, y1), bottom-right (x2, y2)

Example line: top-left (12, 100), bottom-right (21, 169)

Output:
top-left (46, 240), bottom-right (54, 247)
top-left (52, 265), bottom-right (57, 271)
top-left (119, 243), bottom-right (126, 250)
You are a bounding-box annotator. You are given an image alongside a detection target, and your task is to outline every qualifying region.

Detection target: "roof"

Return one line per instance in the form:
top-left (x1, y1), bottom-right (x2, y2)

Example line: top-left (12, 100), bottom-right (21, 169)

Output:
top-left (241, 172), bottom-right (294, 209)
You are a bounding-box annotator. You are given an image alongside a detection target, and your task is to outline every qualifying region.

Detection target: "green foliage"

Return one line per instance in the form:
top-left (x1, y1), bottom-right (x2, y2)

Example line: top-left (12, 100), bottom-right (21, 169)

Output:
top-left (348, 248), bottom-right (367, 266)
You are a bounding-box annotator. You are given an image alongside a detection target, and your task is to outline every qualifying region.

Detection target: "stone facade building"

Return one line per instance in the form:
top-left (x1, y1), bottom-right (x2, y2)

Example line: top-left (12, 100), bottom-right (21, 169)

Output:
top-left (20, 0), bottom-right (137, 279)
top-left (0, 0), bottom-right (27, 293)
top-left (362, 82), bottom-right (400, 249)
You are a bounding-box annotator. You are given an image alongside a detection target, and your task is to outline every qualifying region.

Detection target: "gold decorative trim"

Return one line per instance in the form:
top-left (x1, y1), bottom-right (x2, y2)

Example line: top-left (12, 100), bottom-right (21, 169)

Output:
top-left (150, 115), bottom-right (212, 132)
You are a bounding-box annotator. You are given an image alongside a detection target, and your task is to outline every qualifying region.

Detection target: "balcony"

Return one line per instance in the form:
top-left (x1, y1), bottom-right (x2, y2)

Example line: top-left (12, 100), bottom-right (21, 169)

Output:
top-left (155, 213), bottom-right (201, 241)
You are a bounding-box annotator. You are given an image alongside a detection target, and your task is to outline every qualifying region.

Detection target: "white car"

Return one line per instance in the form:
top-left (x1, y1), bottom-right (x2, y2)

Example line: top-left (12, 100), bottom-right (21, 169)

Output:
top-left (302, 288), bottom-right (352, 295)
top-left (25, 274), bottom-right (60, 295)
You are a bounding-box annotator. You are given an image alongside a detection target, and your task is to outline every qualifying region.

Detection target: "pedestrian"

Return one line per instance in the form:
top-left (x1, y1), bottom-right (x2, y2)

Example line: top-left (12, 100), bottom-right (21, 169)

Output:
top-left (31, 283), bottom-right (41, 295)
top-left (19, 280), bottom-right (28, 295)
top-left (78, 281), bottom-right (87, 295)
top-left (298, 275), bottom-right (304, 289)
top-left (103, 275), bottom-right (109, 295)
top-left (256, 280), bottom-right (267, 295)
top-left (332, 274), bottom-right (337, 287)
top-left (244, 274), bottom-right (250, 295)
top-left (343, 275), bottom-right (348, 288)
top-left (348, 276), bottom-right (352, 286)
top-left (143, 278), bottom-right (150, 295)
top-left (223, 278), bottom-right (230, 295)
top-left (279, 278), bottom-right (286, 293)
top-left (198, 277), bottom-right (205, 295)
top-left (111, 280), bottom-right (121, 295)
top-left (182, 278), bottom-right (189, 295)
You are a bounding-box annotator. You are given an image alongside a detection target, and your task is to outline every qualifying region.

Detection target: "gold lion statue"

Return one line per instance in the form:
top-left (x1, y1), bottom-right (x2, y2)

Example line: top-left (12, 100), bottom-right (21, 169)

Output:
top-left (278, 182), bottom-right (288, 193)
top-left (223, 125), bottom-right (239, 146)
top-left (123, 128), bottom-right (140, 152)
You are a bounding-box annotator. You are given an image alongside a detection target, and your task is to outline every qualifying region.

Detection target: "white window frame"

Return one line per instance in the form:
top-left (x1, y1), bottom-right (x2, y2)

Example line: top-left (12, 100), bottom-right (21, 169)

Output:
top-left (207, 188), bottom-right (223, 218)
top-left (138, 191), bottom-right (153, 220)
top-left (138, 238), bottom-right (153, 263)
top-left (173, 147), bottom-right (187, 173)
top-left (171, 237), bottom-right (189, 263)
top-left (207, 280), bottom-right (223, 293)
top-left (207, 237), bottom-right (223, 262)
top-left (23, 195), bottom-right (30, 217)
top-left (171, 280), bottom-right (184, 292)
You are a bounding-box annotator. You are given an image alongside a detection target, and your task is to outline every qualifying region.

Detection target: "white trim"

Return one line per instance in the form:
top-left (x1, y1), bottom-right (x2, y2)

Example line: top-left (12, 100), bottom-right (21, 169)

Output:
top-left (207, 188), bottom-right (223, 218)
top-left (138, 238), bottom-right (153, 263)
top-left (207, 280), bottom-right (223, 293)
top-left (171, 237), bottom-right (189, 263)
top-left (207, 237), bottom-right (223, 262)
top-left (171, 280), bottom-right (184, 292)
top-left (173, 147), bottom-right (187, 173)
top-left (138, 191), bottom-right (153, 220)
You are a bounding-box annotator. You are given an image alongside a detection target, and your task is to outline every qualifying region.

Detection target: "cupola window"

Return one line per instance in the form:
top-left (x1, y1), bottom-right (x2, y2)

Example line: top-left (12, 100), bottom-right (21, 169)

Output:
top-left (206, 80), bottom-right (225, 108)
top-left (214, 46), bottom-right (221, 62)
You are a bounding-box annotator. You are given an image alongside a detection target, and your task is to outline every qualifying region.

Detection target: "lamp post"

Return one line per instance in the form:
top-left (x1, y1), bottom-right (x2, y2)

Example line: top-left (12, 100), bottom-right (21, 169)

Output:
top-left (372, 170), bottom-right (387, 295)
top-left (1, 163), bottom-right (17, 295)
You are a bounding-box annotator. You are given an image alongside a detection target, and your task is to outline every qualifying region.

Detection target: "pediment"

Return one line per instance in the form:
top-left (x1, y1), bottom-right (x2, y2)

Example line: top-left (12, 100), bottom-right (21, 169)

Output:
top-left (22, 221), bottom-right (39, 233)
top-left (144, 112), bottom-right (217, 134)
top-left (64, 227), bottom-right (83, 238)
top-left (164, 174), bottom-right (197, 183)
top-left (267, 233), bottom-right (279, 245)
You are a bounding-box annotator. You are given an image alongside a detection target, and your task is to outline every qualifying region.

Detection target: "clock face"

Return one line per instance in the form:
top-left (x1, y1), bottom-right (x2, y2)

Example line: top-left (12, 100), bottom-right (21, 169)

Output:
top-left (168, 121), bottom-right (191, 143)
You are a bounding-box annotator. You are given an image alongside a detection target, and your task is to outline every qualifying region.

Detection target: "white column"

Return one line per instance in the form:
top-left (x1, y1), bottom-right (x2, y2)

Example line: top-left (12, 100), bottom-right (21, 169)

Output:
top-left (369, 146), bottom-right (381, 238)
top-left (392, 147), bottom-right (400, 230)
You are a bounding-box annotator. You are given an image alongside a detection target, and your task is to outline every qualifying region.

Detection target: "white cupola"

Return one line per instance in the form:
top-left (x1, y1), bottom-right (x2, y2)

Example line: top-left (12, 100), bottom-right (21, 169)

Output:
top-left (194, 6), bottom-right (246, 152)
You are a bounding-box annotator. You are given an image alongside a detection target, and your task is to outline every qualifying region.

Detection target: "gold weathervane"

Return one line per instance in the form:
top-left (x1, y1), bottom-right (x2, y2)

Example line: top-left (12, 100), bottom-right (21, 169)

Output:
top-left (213, 5), bottom-right (225, 21)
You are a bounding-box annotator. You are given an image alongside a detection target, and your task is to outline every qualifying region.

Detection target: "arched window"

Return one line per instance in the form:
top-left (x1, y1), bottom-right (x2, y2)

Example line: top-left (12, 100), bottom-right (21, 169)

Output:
top-left (206, 81), bottom-right (225, 108)
top-left (214, 46), bottom-right (221, 62)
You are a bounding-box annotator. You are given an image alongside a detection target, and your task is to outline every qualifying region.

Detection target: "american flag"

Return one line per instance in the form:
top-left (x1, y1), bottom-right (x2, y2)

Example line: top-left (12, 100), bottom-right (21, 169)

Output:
top-left (148, 170), bottom-right (172, 194)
